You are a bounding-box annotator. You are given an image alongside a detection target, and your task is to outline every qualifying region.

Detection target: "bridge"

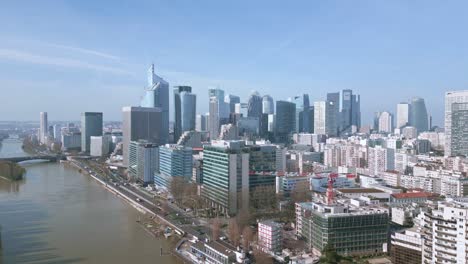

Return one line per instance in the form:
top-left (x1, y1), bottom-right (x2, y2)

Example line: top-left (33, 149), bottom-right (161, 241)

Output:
top-left (0, 155), bottom-right (59, 163)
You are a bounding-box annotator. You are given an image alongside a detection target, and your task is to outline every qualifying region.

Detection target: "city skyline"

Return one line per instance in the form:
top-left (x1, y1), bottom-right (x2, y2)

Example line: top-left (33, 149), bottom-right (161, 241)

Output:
top-left (2, 1), bottom-right (468, 124)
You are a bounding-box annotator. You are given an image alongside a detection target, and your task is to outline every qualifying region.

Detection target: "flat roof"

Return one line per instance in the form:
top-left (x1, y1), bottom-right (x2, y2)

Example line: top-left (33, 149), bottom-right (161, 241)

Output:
top-left (337, 188), bottom-right (384, 194)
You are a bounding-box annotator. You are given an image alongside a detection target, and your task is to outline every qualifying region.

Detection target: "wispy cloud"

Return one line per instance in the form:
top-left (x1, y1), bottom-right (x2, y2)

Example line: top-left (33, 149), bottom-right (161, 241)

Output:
top-left (0, 48), bottom-right (135, 76)
top-left (42, 42), bottom-right (121, 61)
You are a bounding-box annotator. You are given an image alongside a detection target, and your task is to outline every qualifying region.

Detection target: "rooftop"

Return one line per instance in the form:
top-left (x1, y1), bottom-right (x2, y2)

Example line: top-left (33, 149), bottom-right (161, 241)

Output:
top-left (337, 188), bottom-right (384, 194)
top-left (391, 192), bottom-right (434, 199)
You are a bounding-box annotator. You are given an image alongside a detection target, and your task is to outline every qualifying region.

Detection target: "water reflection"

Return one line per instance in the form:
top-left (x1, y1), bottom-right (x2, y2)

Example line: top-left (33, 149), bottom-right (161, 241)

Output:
top-left (0, 178), bottom-right (25, 193)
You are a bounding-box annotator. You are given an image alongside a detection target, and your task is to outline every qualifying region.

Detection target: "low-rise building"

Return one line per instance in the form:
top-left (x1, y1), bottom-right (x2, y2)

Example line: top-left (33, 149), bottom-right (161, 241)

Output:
top-left (258, 220), bottom-right (282, 253)
top-left (390, 228), bottom-right (422, 264)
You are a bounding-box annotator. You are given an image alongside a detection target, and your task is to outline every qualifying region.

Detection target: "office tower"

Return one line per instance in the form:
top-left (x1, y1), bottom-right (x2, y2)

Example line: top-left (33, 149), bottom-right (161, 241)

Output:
top-left (262, 95), bottom-right (274, 115)
top-left (378, 111), bottom-right (393, 133)
top-left (309, 106), bottom-right (315, 133)
top-left (48, 125), bottom-right (54, 139)
top-left (373, 111), bottom-right (382, 131)
top-left (208, 88), bottom-right (229, 119)
top-left (219, 124), bottom-right (239, 140)
top-left (327, 90), bottom-right (361, 135)
top-left (154, 144), bottom-right (193, 189)
top-left (173, 86), bottom-right (193, 142)
top-left (141, 64), bottom-right (169, 144)
top-left (445, 90), bottom-right (468, 156)
top-left (450, 102), bottom-right (468, 156)
top-left (53, 124), bottom-right (61, 143)
top-left (368, 145), bottom-right (395, 175)
top-left (208, 97), bottom-right (220, 139)
top-left (248, 91), bottom-right (263, 118)
top-left (61, 132), bottom-right (81, 151)
top-left (225, 94), bottom-right (240, 114)
top-left (128, 140), bottom-right (159, 183)
top-left (39, 112), bottom-right (48, 144)
top-left (122, 106), bottom-right (163, 166)
top-left (397, 102), bottom-right (411, 129)
top-left (409, 97), bottom-right (428, 134)
top-left (293, 94), bottom-right (311, 133)
top-left (314, 101), bottom-right (337, 136)
top-left (90, 135), bottom-right (111, 157)
top-left (81, 112), bottom-right (103, 153)
top-left (196, 114), bottom-right (207, 131)
top-left (202, 140), bottom-right (249, 216)
top-left (296, 202), bottom-right (388, 256)
top-left (275, 100), bottom-right (296, 143)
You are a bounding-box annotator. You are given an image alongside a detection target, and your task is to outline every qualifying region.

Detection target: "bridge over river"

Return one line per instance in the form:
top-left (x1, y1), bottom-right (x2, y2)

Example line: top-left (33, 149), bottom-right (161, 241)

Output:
top-left (0, 155), bottom-right (60, 163)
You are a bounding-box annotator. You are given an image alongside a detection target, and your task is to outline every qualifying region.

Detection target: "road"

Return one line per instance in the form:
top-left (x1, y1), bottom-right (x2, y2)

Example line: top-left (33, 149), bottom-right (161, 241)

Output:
top-left (69, 158), bottom-right (204, 238)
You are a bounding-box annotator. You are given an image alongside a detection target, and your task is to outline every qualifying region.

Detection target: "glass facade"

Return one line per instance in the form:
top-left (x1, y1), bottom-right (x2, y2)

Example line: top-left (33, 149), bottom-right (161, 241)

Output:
top-left (275, 100), bottom-right (296, 143)
top-left (128, 140), bottom-right (159, 183)
top-left (81, 112), bottom-right (103, 153)
top-left (154, 144), bottom-right (193, 188)
top-left (451, 102), bottom-right (468, 156)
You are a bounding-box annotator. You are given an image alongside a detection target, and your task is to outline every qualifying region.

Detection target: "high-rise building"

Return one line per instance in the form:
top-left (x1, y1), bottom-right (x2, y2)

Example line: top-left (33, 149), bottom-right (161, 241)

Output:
top-left (378, 111), bottom-right (393, 133)
top-left (128, 140), bottom-right (159, 183)
top-left (262, 95), bottom-right (274, 115)
top-left (327, 90), bottom-right (361, 135)
top-left (208, 97), bottom-right (220, 139)
top-left (122, 106), bottom-right (163, 166)
top-left (90, 135), bottom-right (111, 157)
top-left (293, 94), bottom-right (311, 133)
top-left (154, 144), bottom-right (193, 189)
top-left (368, 145), bottom-right (395, 176)
top-left (53, 124), bottom-right (61, 143)
top-left (208, 88), bottom-right (229, 119)
top-left (81, 112), bottom-right (103, 153)
top-left (397, 102), bottom-right (411, 129)
top-left (275, 100), bottom-right (296, 143)
top-left (419, 199), bottom-right (468, 264)
top-left (247, 91), bottom-right (263, 119)
top-left (314, 101), bottom-right (337, 136)
top-left (225, 94), bottom-right (240, 114)
top-left (390, 228), bottom-right (422, 264)
top-left (410, 97), bottom-right (428, 134)
top-left (445, 90), bottom-right (468, 157)
top-left (202, 140), bottom-right (249, 216)
top-left (141, 64), bottom-right (169, 145)
top-left (39, 112), bottom-right (48, 144)
top-left (173, 86), bottom-right (193, 142)
top-left (450, 102), bottom-right (468, 156)
top-left (196, 114), bottom-right (207, 132)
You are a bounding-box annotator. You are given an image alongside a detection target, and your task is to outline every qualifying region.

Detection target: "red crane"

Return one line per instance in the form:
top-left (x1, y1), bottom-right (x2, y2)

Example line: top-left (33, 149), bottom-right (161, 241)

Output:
top-left (326, 173), bottom-right (338, 205)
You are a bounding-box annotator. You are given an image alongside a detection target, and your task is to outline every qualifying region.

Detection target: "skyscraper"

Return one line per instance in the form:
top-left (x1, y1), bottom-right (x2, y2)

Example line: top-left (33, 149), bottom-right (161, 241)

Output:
top-left (196, 114), bottom-right (207, 131)
top-left (225, 94), bottom-right (240, 114)
top-left (293, 94), bottom-right (311, 133)
top-left (174, 86), bottom-right (197, 142)
top-left (208, 97), bottom-right (220, 139)
top-left (141, 64), bottom-right (169, 145)
top-left (122, 106), bottom-right (163, 166)
top-left (81, 112), bottom-right (103, 153)
top-left (39, 112), bottom-right (48, 144)
top-left (248, 91), bottom-right (263, 119)
top-left (275, 100), bottom-right (296, 143)
top-left (450, 101), bottom-right (468, 157)
top-left (262, 95), bottom-right (274, 115)
top-left (378, 111), bottom-right (393, 133)
top-left (314, 101), bottom-right (337, 136)
top-left (396, 102), bottom-right (411, 129)
top-left (445, 91), bottom-right (468, 157)
top-left (410, 97), bottom-right (428, 134)
top-left (327, 90), bottom-right (361, 135)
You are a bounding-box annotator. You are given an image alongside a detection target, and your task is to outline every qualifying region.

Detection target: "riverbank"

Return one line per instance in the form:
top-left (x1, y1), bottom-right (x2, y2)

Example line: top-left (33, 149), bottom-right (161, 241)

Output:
top-left (63, 160), bottom-right (188, 262)
top-left (0, 161), bottom-right (25, 181)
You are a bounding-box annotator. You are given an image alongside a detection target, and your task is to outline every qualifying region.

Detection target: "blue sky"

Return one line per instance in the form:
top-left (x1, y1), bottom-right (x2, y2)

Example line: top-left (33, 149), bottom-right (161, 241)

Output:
top-left (1, 1), bottom-right (468, 126)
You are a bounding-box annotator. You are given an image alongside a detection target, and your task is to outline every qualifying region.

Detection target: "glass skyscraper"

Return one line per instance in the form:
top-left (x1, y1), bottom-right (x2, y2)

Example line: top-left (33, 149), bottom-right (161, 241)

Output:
top-left (275, 100), bottom-right (296, 143)
top-left (293, 94), bottom-right (311, 133)
top-left (81, 112), bottom-right (103, 153)
top-left (154, 144), bottom-right (193, 189)
top-left (129, 140), bottom-right (159, 183)
top-left (141, 64), bottom-right (169, 145)
top-left (410, 97), bottom-right (428, 134)
top-left (445, 90), bottom-right (468, 157)
top-left (173, 86), bottom-right (195, 142)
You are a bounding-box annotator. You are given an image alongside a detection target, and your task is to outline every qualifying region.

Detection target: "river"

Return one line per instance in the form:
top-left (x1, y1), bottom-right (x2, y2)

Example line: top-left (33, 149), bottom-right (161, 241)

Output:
top-left (0, 137), bottom-right (179, 264)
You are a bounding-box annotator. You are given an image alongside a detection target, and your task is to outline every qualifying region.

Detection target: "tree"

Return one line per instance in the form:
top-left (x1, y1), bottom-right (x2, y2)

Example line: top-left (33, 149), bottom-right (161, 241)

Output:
top-left (228, 219), bottom-right (241, 247)
top-left (291, 180), bottom-right (311, 203)
top-left (250, 185), bottom-right (277, 212)
top-left (241, 226), bottom-right (253, 250)
top-left (319, 244), bottom-right (353, 264)
top-left (211, 217), bottom-right (221, 241)
top-left (253, 248), bottom-right (273, 264)
top-left (236, 209), bottom-right (252, 231)
top-left (169, 177), bottom-right (187, 205)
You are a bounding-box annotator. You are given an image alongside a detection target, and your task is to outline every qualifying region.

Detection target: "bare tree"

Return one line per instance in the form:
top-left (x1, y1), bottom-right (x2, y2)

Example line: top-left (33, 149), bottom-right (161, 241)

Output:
top-left (236, 209), bottom-right (251, 231)
top-left (228, 219), bottom-right (241, 247)
top-left (253, 248), bottom-right (273, 264)
top-left (211, 217), bottom-right (221, 241)
top-left (241, 226), bottom-right (253, 250)
top-left (291, 180), bottom-right (310, 203)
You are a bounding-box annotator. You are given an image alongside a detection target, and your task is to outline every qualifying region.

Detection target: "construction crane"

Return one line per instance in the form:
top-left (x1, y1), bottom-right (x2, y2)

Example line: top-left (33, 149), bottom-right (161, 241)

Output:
top-left (326, 173), bottom-right (338, 205)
